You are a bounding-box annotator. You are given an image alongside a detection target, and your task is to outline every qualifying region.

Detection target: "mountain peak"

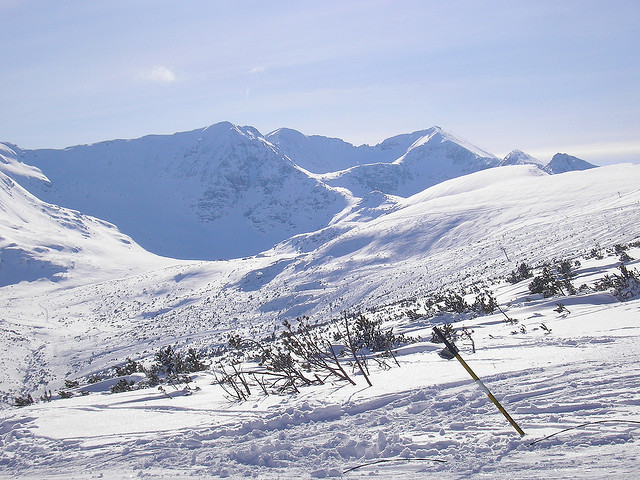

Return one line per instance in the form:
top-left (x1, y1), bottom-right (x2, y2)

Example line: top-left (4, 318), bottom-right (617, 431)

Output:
top-left (500, 149), bottom-right (543, 167)
top-left (544, 153), bottom-right (597, 174)
top-left (403, 127), bottom-right (498, 161)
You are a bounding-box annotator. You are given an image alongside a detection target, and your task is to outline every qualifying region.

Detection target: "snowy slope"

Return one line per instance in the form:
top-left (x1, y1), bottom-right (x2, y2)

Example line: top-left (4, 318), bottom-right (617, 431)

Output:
top-left (319, 127), bottom-right (501, 197)
top-left (3, 125), bottom-right (598, 261)
top-left (0, 169), bottom-right (175, 404)
top-left (2, 279), bottom-right (639, 479)
top-left (2, 163), bottom-right (638, 398)
top-left (0, 143), bottom-right (49, 184)
top-left (1, 123), bottom-right (350, 260)
top-left (1, 163), bottom-right (639, 478)
top-left (0, 170), bottom-right (168, 286)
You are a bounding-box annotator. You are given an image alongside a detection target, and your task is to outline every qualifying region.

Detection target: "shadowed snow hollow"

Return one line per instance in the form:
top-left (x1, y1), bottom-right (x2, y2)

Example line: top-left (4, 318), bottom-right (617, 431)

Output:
top-left (0, 170), bottom-right (167, 287)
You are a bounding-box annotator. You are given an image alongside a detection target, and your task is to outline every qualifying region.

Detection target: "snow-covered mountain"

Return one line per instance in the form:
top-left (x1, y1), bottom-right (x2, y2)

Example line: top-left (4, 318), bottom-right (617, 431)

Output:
top-left (266, 128), bottom-right (429, 173)
top-left (318, 127), bottom-right (501, 197)
top-left (500, 149), bottom-right (544, 167)
top-left (0, 168), bottom-right (176, 398)
top-left (2, 123), bottom-right (601, 262)
top-left (1, 123), bottom-right (351, 260)
top-left (544, 152), bottom-right (597, 174)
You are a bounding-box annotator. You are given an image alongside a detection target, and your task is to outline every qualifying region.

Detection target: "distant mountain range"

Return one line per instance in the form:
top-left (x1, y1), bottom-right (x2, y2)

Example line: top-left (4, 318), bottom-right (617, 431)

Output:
top-left (0, 122), bottom-right (596, 260)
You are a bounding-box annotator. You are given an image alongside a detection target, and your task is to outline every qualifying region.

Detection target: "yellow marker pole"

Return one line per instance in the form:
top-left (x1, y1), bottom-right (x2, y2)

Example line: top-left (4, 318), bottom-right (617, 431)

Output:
top-left (433, 326), bottom-right (525, 437)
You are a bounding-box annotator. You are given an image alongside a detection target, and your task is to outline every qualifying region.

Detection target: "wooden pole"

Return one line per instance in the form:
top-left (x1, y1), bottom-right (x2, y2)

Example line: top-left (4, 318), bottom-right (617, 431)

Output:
top-left (433, 326), bottom-right (525, 437)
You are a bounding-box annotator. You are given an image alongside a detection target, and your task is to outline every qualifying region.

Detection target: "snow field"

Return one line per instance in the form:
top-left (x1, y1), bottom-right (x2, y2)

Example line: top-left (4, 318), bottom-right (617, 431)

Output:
top-left (1, 249), bottom-right (639, 479)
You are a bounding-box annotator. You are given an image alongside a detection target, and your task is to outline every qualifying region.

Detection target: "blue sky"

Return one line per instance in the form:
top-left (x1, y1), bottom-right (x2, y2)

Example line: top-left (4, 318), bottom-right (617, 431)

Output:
top-left (1, 0), bottom-right (639, 164)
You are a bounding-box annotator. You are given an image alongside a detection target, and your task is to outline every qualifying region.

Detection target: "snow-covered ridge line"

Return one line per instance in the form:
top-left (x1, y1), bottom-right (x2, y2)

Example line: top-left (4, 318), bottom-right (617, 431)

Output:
top-left (2, 121), bottom-right (596, 260)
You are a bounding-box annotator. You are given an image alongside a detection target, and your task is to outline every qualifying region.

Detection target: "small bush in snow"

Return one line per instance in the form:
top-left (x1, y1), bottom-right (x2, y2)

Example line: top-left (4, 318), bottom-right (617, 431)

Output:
top-left (14, 394), bottom-right (34, 407)
top-left (614, 244), bottom-right (634, 263)
top-left (586, 245), bottom-right (604, 260)
top-left (595, 263), bottom-right (640, 301)
top-left (154, 346), bottom-right (185, 377)
top-left (184, 348), bottom-right (209, 373)
top-left (219, 313), bottom-right (413, 400)
top-left (507, 262), bottom-right (533, 284)
top-left (143, 368), bottom-right (161, 387)
top-left (110, 379), bottom-right (135, 393)
top-left (345, 314), bottom-right (412, 353)
top-left (471, 290), bottom-right (498, 315)
top-left (114, 358), bottom-right (144, 377)
top-left (540, 323), bottom-right (552, 334)
top-left (528, 259), bottom-right (576, 297)
top-left (153, 346), bottom-right (208, 378)
top-left (528, 267), bottom-right (560, 297)
top-left (436, 290), bottom-right (468, 313)
top-left (64, 379), bottom-right (79, 389)
top-left (459, 326), bottom-right (475, 353)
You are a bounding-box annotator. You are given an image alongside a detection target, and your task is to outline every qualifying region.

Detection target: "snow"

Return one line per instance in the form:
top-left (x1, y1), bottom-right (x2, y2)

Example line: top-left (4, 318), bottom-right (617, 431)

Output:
top-left (0, 124), bottom-right (638, 478)
top-left (0, 143), bottom-right (49, 183)
top-left (265, 128), bottom-right (430, 174)
top-left (544, 153), bottom-right (597, 174)
top-left (2, 123), bottom-right (351, 260)
top-left (500, 149), bottom-right (544, 167)
top-left (318, 127), bottom-right (501, 197)
top-left (2, 261), bottom-right (640, 478)
top-left (3, 123), bottom-right (597, 261)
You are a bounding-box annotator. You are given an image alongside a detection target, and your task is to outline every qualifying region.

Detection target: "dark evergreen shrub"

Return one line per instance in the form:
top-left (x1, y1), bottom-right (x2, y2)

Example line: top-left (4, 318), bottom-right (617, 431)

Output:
top-left (595, 263), bottom-right (640, 300)
top-left (184, 348), bottom-right (208, 373)
top-left (14, 394), bottom-right (34, 407)
top-left (110, 379), bottom-right (134, 393)
top-left (472, 290), bottom-right (498, 315)
top-left (64, 379), bottom-right (79, 389)
top-left (439, 291), bottom-right (468, 313)
top-left (115, 358), bottom-right (143, 377)
top-left (529, 260), bottom-right (577, 297)
top-left (507, 262), bottom-right (533, 284)
top-left (154, 345), bottom-right (185, 377)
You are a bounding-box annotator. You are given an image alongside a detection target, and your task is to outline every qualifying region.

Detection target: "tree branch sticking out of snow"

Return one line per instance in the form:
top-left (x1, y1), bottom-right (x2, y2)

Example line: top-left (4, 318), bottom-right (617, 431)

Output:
top-left (218, 314), bottom-right (414, 400)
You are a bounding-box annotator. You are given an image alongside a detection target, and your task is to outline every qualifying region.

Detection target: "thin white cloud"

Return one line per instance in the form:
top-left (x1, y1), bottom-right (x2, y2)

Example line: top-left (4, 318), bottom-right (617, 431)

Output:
top-left (250, 66), bottom-right (266, 74)
top-left (137, 65), bottom-right (178, 84)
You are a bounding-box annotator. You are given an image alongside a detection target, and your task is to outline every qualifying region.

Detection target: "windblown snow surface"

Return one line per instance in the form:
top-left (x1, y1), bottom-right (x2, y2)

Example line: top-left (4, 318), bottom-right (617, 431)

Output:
top-left (1, 163), bottom-right (640, 479)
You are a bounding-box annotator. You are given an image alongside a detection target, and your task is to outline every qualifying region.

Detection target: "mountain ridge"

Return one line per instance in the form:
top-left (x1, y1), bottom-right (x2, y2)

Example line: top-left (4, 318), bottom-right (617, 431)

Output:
top-left (1, 122), bottom-right (599, 260)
